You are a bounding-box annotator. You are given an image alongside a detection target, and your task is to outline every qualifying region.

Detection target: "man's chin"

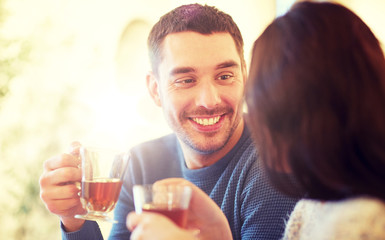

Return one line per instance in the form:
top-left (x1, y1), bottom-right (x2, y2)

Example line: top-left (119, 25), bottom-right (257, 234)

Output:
top-left (187, 138), bottom-right (228, 155)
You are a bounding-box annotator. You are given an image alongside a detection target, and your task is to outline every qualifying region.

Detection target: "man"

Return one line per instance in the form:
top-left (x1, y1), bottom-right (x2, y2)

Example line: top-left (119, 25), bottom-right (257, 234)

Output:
top-left (39, 4), bottom-right (298, 240)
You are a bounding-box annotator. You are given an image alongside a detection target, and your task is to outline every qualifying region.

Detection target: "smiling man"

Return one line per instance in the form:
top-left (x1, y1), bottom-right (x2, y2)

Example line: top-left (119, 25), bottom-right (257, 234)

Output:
top-left (149, 31), bottom-right (245, 169)
top-left (39, 4), bottom-right (298, 240)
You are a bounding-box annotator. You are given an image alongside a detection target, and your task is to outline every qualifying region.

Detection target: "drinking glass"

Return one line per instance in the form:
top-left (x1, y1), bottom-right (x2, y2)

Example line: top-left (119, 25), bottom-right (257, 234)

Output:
top-left (75, 146), bottom-right (129, 223)
top-left (133, 184), bottom-right (192, 228)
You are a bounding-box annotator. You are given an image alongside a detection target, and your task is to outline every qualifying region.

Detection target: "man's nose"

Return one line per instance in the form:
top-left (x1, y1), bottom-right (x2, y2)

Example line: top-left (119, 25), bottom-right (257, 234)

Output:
top-left (195, 80), bottom-right (221, 109)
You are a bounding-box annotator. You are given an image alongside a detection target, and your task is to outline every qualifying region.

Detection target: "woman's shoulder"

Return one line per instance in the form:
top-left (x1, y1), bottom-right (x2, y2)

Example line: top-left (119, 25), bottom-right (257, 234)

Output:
top-left (326, 197), bottom-right (385, 223)
top-left (283, 197), bottom-right (385, 240)
top-left (330, 197), bottom-right (385, 238)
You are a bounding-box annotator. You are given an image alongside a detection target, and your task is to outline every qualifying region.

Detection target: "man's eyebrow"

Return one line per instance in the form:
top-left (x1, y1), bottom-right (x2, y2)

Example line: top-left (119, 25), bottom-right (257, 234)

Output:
top-left (170, 67), bottom-right (196, 76)
top-left (169, 61), bottom-right (239, 76)
top-left (216, 60), bottom-right (239, 70)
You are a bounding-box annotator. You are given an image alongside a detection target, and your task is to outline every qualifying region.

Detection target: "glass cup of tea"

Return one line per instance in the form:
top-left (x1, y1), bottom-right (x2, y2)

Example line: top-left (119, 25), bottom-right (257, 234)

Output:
top-left (75, 146), bottom-right (129, 223)
top-left (133, 184), bottom-right (192, 228)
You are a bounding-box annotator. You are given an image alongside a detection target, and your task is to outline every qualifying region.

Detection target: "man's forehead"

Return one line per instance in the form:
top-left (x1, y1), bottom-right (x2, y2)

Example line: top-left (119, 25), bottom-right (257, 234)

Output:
top-left (158, 32), bottom-right (241, 70)
top-left (162, 31), bottom-right (235, 47)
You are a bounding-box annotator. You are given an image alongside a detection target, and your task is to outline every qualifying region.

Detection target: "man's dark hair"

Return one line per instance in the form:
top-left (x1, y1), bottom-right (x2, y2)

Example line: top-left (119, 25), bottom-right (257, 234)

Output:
top-left (148, 4), bottom-right (245, 76)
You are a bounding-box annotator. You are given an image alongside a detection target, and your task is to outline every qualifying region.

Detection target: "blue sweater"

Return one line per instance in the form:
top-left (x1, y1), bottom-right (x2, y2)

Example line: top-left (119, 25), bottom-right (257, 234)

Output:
top-left (62, 125), bottom-right (298, 240)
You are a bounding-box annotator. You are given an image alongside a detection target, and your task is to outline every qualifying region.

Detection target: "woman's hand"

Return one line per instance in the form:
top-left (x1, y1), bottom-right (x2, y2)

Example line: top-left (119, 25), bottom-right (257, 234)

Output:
top-left (127, 211), bottom-right (196, 240)
top-left (127, 178), bottom-right (233, 240)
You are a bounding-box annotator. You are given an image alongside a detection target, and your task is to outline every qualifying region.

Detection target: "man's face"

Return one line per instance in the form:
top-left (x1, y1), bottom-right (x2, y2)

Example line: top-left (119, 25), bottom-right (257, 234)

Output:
top-left (148, 31), bottom-right (246, 155)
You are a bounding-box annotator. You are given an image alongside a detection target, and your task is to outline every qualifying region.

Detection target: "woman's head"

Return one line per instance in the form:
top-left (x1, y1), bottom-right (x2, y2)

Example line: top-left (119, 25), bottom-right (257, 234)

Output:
top-left (246, 1), bottom-right (385, 200)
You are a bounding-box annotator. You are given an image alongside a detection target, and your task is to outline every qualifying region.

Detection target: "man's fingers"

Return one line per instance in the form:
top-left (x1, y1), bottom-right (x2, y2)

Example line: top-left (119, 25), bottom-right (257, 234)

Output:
top-left (69, 141), bottom-right (82, 155)
top-left (52, 167), bottom-right (81, 185)
top-left (40, 183), bottom-right (83, 217)
top-left (40, 166), bottom-right (81, 186)
top-left (45, 198), bottom-right (84, 217)
top-left (40, 183), bottom-right (80, 203)
top-left (43, 154), bottom-right (80, 171)
top-left (54, 184), bottom-right (80, 200)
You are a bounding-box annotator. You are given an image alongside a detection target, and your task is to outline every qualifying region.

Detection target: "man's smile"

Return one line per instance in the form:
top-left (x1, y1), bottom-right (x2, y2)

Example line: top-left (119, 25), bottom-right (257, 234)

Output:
top-left (192, 116), bottom-right (221, 126)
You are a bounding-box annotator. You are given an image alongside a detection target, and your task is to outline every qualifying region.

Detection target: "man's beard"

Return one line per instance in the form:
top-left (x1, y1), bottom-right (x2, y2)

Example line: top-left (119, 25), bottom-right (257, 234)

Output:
top-left (172, 107), bottom-right (242, 155)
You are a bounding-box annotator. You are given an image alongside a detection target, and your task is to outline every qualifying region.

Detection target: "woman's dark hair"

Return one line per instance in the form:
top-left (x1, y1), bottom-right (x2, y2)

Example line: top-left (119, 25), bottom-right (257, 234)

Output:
top-left (246, 1), bottom-right (385, 201)
top-left (147, 4), bottom-right (245, 76)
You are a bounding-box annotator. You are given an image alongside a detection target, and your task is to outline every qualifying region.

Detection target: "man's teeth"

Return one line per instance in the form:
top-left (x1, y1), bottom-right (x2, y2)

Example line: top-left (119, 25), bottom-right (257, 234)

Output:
top-left (192, 116), bottom-right (220, 126)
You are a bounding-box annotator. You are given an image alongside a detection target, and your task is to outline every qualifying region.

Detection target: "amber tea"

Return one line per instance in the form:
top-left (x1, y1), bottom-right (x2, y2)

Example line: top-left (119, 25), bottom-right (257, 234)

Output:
top-left (133, 184), bottom-right (192, 228)
top-left (81, 178), bottom-right (123, 213)
top-left (142, 203), bottom-right (188, 228)
top-left (75, 147), bottom-right (129, 223)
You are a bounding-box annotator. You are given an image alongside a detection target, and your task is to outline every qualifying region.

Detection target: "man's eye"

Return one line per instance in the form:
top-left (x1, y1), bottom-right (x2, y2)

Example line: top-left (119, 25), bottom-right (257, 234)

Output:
top-left (180, 79), bottom-right (194, 84)
top-left (174, 78), bottom-right (196, 87)
top-left (217, 74), bottom-right (233, 81)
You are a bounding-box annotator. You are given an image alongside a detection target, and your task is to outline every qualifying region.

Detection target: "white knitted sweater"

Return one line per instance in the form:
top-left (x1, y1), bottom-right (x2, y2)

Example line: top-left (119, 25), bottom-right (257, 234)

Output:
top-left (283, 197), bottom-right (385, 240)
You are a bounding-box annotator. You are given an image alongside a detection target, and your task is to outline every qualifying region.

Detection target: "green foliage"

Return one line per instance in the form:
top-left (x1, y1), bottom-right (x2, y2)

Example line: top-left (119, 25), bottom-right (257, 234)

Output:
top-left (0, 82), bottom-right (90, 238)
top-left (0, 2), bottom-right (42, 236)
top-left (0, 1), bottom-right (88, 238)
top-left (0, 0), bottom-right (31, 106)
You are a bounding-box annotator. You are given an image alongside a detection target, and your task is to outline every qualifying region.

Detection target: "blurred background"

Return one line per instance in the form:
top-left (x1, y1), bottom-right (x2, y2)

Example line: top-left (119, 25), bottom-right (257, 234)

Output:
top-left (0, 0), bottom-right (384, 239)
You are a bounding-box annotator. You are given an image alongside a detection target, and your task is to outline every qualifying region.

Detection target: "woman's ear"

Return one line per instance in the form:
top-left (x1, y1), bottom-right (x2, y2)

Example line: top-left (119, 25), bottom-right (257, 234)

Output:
top-left (146, 71), bottom-right (162, 107)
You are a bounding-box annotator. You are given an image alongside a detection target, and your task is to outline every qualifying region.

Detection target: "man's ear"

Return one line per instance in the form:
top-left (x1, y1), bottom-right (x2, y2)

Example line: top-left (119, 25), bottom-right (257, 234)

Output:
top-left (242, 63), bottom-right (248, 84)
top-left (146, 71), bottom-right (162, 107)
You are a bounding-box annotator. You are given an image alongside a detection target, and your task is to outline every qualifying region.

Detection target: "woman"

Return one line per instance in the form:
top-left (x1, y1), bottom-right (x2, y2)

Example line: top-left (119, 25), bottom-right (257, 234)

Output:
top-left (127, 1), bottom-right (385, 239)
top-left (245, 1), bottom-right (385, 239)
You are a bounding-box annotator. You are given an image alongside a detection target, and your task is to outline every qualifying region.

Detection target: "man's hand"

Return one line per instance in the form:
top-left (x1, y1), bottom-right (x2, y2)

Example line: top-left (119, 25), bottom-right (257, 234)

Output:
top-left (39, 142), bottom-right (86, 232)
